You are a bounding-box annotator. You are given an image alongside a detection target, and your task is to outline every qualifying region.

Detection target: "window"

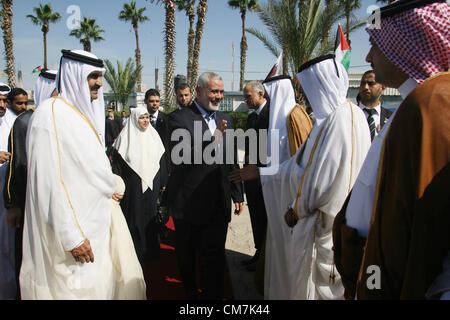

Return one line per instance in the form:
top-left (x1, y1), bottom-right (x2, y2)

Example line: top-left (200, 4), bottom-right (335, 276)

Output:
top-left (220, 97), bottom-right (233, 112)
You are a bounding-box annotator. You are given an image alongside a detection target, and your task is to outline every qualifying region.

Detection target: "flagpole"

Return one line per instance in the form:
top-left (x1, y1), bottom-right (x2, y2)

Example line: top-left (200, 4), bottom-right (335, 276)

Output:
top-left (334, 24), bottom-right (340, 52)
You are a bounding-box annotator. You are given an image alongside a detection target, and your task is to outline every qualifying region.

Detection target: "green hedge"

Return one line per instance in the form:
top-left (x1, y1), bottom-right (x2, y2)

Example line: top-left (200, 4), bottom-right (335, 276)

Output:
top-left (224, 111), bottom-right (248, 130)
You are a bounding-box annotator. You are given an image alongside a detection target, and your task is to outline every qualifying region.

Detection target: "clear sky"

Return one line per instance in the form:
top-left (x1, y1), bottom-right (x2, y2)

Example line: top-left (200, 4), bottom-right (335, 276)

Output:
top-left (5, 0), bottom-right (379, 91)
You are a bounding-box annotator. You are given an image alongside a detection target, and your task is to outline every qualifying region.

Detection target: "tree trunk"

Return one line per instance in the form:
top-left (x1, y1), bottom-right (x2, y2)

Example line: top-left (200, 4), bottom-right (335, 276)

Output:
top-left (190, 0), bottom-right (208, 92)
top-left (239, 9), bottom-right (247, 91)
top-left (186, 5), bottom-right (195, 86)
top-left (43, 30), bottom-right (48, 69)
top-left (134, 23), bottom-right (142, 92)
top-left (1, 0), bottom-right (15, 87)
top-left (321, 0), bottom-right (335, 47)
top-left (164, 4), bottom-right (176, 109)
top-left (84, 38), bottom-right (91, 52)
top-left (346, 11), bottom-right (350, 42)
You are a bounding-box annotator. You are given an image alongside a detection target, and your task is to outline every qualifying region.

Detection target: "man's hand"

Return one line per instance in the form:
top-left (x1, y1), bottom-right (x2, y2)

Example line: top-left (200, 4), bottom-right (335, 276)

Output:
top-left (71, 239), bottom-right (94, 264)
top-left (6, 207), bottom-right (22, 229)
top-left (217, 119), bottom-right (227, 135)
top-left (228, 165), bottom-right (260, 183)
top-left (212, 119), bottom-right (228, 142)
top-left (112, 193), bottom-right (123, 202)
top-left (0, 151), bottom-right (11, 164)
top-left (234, 202), bottom-right (244, 215)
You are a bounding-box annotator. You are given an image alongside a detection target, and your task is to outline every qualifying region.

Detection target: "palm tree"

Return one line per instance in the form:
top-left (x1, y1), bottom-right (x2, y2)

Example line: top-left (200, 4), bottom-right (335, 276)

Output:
top-left (321, 0), bottom-right (335, 47)
top-left (119, 1), bottom-right (150, 92)
top-left (190, 0), bottom-right (208, 91)
top-left (27, 3), bottom-right (61, 69)
top-left (149, 0), bottom-right (176, 109)
top-left (1, 0), bottom-right (15, 87)
top-left (247, 0), bottom-right (344, 76)
top-left (175, 0), bottom-right (196, 84)
top-left (69, 17), bottom-right (105, 52)
top-left (338, 0), bottom-right (361, 41)
top-left (228, 0), bottom-right (259, 91)
top-left (104, 58), bottom-right (142, 111)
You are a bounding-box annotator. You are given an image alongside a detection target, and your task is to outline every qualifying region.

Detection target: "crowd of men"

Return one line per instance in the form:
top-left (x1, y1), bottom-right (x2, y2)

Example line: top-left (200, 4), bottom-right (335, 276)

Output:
top-left (0, 0), bottom-right (449, 300)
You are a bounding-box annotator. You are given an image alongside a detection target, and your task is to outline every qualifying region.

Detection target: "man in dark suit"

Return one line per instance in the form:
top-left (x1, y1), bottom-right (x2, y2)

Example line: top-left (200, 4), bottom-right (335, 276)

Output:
top-left (105, 108), bottom-right (123, 157)
top-left (358, 70), bottom-right (393, 141)
top-left (242, 81), bottom-right (269, 271)
top-left (166, 72), bottom-right (244, 300)
top-left (145, 89), bottom-right (170, 149)
top-left (145, 89), bottom-right (171, 186)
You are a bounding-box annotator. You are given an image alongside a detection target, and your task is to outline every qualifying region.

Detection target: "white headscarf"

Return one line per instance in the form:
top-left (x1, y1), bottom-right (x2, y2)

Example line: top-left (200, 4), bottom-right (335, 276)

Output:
top-left (56, 50), bottom-right (106, 144)
top-left (0, 83), bottom-right (12, 128)
top-left (0, 82), bottom-right (10, 96)
top-left (34, 70), bottom-right (57, 107)
top-left (113, 107), bottom-right (165, 193)
top-left (263, 76), bottom-right (297, 166)
top-left (296, 56), bottom-right (348, 126)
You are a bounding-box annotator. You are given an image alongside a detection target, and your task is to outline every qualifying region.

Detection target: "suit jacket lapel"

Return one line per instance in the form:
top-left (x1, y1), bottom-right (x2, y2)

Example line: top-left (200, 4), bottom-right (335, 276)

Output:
top-left (190, 102), bottom-right (209, 135)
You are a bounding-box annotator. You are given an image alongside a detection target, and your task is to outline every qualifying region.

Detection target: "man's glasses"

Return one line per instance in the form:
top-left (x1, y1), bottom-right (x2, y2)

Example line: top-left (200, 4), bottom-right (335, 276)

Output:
top-left (15, 101), bottom-right (28, 105)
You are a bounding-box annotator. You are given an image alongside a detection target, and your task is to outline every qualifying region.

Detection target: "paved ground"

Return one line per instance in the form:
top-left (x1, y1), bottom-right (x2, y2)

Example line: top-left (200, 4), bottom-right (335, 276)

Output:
top-left (225, 149), bottom-right (264, 300)
top-left (225, 200), bottom-right (264, 300)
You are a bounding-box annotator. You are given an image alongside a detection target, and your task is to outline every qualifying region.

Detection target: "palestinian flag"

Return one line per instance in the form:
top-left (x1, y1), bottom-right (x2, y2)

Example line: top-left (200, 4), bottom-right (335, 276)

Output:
top-left (32, 66), bottom-right (42, 74)
top-left (334, 24), bottom-right (351, 70)
top-left (264, 51), bottom-right (283, 81)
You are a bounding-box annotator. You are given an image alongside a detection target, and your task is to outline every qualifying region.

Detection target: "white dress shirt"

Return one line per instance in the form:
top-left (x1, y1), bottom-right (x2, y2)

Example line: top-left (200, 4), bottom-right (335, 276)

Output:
top-left (254, 100), bottom-right (267, 116)
top-left (360, 102), bottom-right (381, 134)
top-left (150, 110), bottom-right (158, 127)
top-left (194, 101), bottom-right (216, 135)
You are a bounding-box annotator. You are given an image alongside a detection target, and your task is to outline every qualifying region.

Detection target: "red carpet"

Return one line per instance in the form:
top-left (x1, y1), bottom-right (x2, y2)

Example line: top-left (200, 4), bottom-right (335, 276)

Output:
top-left (142, 217), bottom-right (234, 300)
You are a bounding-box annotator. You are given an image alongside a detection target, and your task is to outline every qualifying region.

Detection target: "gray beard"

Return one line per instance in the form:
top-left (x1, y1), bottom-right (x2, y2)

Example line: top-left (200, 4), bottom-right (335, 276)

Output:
top-left (205, 101), bottom-right (220, 112)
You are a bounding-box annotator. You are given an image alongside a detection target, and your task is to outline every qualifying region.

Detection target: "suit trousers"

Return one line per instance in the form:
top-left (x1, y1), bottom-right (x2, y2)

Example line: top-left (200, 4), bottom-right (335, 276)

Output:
top-left (244, 179), bottom-right (267, 251)
top-left (173, 218), bottom-right (228, 300)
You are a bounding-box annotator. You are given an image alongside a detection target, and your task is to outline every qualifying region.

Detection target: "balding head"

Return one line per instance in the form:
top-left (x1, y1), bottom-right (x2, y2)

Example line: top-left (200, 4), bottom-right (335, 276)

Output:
top-left (244, 81), bottom-right (266, 110)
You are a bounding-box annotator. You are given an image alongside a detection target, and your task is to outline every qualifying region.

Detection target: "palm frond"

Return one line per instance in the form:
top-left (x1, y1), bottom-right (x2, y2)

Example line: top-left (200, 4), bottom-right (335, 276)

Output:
top-left (246, 27), bottom-right (279, 57)
top-left (104, 58), bottom-right (142, 109)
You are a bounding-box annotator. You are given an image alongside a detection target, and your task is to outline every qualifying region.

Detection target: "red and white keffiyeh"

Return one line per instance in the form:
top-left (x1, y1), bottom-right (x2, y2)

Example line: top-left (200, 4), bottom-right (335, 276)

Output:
top-left (367, 2), bottom-right (450, 83)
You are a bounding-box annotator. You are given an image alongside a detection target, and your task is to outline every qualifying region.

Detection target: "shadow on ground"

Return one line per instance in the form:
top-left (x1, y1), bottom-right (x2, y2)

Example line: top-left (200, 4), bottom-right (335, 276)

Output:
top-left (226, 249), bottom-right (264, 300)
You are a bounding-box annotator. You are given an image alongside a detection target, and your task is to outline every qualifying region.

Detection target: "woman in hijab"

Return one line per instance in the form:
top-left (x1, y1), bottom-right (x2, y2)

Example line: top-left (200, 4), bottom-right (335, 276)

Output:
top-left (111, 107), bottom-right (167, 263)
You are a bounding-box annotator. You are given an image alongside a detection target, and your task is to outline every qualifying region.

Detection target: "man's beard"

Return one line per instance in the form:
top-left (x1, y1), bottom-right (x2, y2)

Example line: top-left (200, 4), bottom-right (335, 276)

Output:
top-left (204, 99), bottom-right (221, 112)
top-left (361, 94), bottom-right (379, 105)
top-left (0, 107), bottom-right (5, 117)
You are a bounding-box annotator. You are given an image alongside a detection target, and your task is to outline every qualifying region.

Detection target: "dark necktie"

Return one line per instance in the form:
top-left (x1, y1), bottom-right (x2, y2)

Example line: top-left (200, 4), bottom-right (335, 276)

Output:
top-left (365, 108), bottom-right (377, 141)
top-left (151, 115), bottom-right (157, 127)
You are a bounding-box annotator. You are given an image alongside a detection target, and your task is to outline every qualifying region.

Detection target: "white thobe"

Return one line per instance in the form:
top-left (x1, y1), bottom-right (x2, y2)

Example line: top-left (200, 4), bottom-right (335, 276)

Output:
top-left (0, 108), bottom-right (18, 299)
top-left (260, 79), bottom-right (296, 300)
top-left (20, 97), bottom-right (116, 299)
top-left (260, 101), bottom-right (371, 299)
